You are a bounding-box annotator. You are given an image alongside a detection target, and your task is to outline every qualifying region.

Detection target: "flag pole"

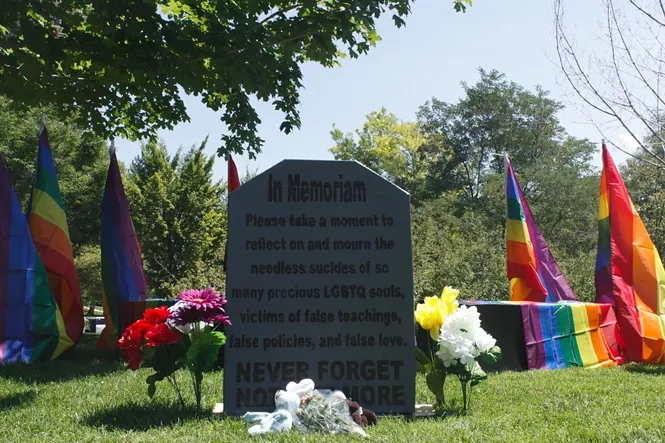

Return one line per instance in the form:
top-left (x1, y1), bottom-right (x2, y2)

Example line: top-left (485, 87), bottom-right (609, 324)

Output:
top-left (39, 112), bottom-right (46, 134)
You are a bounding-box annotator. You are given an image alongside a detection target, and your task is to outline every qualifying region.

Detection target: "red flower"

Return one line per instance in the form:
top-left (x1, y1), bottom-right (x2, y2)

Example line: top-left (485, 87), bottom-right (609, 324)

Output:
top-left (119, 320), bottom-right (151, 348)
top-left (123, 346), bottom-right (143, 370)
top-left (118, 321), bottom-right (149, 349)
top-left (118, 319), bottom-right (154, 370)
top-left (145, 323), bottom-right (181, 347)
top-left (143, 306), bottom-right (170, 325)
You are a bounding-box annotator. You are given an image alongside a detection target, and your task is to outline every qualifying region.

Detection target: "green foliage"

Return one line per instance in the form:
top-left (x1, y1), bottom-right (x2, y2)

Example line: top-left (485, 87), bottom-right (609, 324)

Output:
top-left (425, 369), bottom-right (447, 406)
top-left (479, 346), bottom-right (502, 365)
top-left (142, 343), bottom-right (187, 403)
top-left (330, 108), bottom-right (433, 202)
top-left (0, 1), bottom-right (472, 159)
top-left (411, 197), bottom-right (506, 302)
top-left (74, 244), bottom-right (103, 305)
top-left (335, 69), bottom-right (603, 303)
top-left (186, 331), bottom-right (226, 374)
top-left (127, 139), bottom-right (227, 298)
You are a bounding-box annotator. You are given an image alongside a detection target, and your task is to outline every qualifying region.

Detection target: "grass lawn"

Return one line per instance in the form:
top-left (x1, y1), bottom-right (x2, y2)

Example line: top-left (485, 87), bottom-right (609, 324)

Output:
top-left (2, 336), bottom-right (665, 442)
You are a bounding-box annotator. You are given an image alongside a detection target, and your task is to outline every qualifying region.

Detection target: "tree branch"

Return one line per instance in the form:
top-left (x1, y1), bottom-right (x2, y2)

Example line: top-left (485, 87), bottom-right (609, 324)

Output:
top-left (629, 0), bottom-right (665, 27)
top-left (554, 0), bottom-right (665, 168)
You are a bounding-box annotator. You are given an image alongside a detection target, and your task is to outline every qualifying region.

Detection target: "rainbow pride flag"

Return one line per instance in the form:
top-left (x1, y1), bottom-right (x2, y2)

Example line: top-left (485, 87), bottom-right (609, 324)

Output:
top-left (505, 155), bottom-right (576, 302)
top-left (0, 156), bottom-right (67, 363)
top-left (26, 127), bottom-right (82, 353)
top-left (97, 146), bottom-right (147, 349)
top-left (465, 300), bottom-right (622, 369)
top-left (595, 144), bottom-right (665, 363)
top-left (521, 302), bottom-right (622, 369)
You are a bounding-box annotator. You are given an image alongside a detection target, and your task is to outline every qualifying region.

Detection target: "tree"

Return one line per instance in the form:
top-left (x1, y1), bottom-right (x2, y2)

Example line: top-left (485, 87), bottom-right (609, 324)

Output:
top-left (0, 95), bottom-right (109, 249)
top-left (330, 108), bottom-right (433, 202)
top-left (0, 0), bottom-right (473, 159)
top-left (554, 0), bottom-right (665, 169)
top-left (411, 195), bottom-right (506, 302)
top-left (127, 139), bottom-right (227, 298)
top-left (330, 70), bottom-right (602, 301)
top-left (622, 147), bottom-right (665, 254)
top-left (417, 69), bottom-right (573, 203)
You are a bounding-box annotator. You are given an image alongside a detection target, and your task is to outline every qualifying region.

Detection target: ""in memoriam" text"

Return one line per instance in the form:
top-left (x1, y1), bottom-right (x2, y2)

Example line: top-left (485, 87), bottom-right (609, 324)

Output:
top-left (267, 173), bottom-right (366, 203)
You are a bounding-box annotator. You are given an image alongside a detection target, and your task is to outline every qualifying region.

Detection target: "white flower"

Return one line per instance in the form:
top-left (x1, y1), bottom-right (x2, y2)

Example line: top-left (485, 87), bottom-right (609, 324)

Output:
top-left (435, 305), bottom-right (496, 368)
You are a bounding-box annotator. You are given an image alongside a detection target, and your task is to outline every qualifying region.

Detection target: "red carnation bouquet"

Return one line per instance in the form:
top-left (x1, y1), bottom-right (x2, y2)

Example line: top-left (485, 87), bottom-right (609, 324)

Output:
top-left (118, 288), bottom-right (231, 410)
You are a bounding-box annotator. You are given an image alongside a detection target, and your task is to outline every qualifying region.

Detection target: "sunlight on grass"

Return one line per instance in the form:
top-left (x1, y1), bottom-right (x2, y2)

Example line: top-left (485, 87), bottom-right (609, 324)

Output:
top-left (1, 337), bottom-right (665, 442)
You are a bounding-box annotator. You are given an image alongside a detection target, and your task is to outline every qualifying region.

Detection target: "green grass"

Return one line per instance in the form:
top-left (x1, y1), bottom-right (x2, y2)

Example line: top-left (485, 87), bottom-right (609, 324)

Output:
top-left (2, 336), bottom-right (665, 442)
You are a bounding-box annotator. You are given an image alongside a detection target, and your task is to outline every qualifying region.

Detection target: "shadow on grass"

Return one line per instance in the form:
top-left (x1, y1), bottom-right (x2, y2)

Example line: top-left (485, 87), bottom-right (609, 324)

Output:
top-left (401, 406), bottom-right (468, 422)
top-left (623, 363), bottom-right (665, 376)
top-left (84, 402), bottom-right (204, 431)
top-left (0, 334), bottom-right (123, 384)
top-left (0, 390), bottom-right (37, 412)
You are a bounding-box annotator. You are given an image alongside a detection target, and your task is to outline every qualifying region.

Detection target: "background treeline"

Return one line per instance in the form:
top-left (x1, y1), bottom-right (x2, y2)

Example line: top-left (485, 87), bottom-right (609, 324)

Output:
top-left (0, 68), bottom-right (662, 305)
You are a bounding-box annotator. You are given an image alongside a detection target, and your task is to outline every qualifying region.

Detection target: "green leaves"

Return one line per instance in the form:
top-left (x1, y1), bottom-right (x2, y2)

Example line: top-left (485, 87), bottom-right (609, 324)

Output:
top-left (467, 361), bottom-right (487, 385)
top-left (186, 331), bottom-right (226, 374)
top-left (415, 346), bottom-right (431, 373)
top-left (147, 377), bottom-right (157, 399)
top-left (1, 1), bottom-right (473, 159)
top-left (454, 1), bottom-right (473, 13)
top-left (426, 369), bottom-right (447, 406)
top-left (480, 346), bottom-right (502, 365)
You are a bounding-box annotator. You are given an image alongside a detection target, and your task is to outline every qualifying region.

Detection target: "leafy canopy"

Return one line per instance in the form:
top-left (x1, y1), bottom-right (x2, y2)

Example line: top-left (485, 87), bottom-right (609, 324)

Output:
top-left (0, 0), bottom-right (472, 158)
top-left (330, 68), bottom-right (601, 302)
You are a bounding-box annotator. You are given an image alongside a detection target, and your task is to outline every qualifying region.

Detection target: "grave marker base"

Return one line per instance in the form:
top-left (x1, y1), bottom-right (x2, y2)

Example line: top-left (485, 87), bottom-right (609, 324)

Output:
top-left (212, 403), bottom-right (436, 418)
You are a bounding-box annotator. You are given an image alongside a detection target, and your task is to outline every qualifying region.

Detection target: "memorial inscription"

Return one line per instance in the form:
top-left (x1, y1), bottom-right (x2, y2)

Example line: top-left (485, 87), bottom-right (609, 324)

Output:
top-left (223, 160), bottom-right (415, 415)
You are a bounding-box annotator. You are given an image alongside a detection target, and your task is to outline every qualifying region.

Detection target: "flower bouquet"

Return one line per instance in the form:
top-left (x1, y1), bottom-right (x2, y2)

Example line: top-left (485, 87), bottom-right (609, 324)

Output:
top-left (118, 288), bottom-right (231, 410)
top-left (414, 288), bottom-right (502, 412)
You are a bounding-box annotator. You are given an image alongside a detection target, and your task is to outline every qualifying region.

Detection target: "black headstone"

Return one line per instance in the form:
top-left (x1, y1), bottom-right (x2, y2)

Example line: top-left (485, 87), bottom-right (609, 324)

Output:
top-left (223, 160), bottom-right (416, 415)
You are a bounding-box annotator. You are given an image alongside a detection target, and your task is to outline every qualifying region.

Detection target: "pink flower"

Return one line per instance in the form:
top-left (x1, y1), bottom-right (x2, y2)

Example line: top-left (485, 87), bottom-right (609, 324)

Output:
top-left (168, 287), bottom-right (231, 327)
top-left (178, 288), bottom-right (224, 310)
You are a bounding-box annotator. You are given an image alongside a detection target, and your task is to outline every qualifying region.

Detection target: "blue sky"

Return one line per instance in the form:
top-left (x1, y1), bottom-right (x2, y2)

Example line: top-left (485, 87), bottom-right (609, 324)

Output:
top-left (114, 0), bottom-right (634, 183)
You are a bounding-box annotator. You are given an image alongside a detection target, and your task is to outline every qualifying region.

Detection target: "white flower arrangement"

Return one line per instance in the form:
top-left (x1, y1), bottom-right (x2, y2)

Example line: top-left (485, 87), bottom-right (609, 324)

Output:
top-left (436, 305), bottom-right (497, 368)
top-left (416, 304), bottom-right (501, 412)
top-left (415, 290), bottom-right (502, 413)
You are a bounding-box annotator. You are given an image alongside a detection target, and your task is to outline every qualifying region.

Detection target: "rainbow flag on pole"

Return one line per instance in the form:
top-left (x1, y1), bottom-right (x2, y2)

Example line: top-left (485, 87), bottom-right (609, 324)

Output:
top-left (595, 143), bottom-right (665, 363)
top-left (97, 144), bottom-right (147, 349)
top-left (0, 156), bottom-right (66, 364)
top-left (505, 155), bottom-right (576, 302)
top-left (26, 127), bottom-right (82, 352)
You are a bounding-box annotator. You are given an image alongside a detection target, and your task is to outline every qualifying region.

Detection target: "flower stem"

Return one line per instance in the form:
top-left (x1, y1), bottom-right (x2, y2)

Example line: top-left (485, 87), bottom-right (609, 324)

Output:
top-left (189, 368), bottom-right (203, 411)
top-left (460, 379), bottom-right (468, 412)
top-left (428, 337), bottom-right (445, 407)
top-left (167, 374), bottom-right (186, 408)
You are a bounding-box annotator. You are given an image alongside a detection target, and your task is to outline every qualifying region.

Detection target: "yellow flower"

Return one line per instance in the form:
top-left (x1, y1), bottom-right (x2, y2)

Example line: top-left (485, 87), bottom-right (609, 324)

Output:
top-left (440, 286), bottom-right (460, 317)
top-left (414, 287), bottom-right (460, 340)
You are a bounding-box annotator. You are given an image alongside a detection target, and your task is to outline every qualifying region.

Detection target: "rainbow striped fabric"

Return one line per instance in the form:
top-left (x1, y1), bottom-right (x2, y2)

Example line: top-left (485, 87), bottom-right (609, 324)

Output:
top-left (521, 302), bottom-right (622, 369)
top-left (505, 155), bottom-right (576, 302)
top-left (97, 147), bottom-right (148, 349)
top-left (595, 145), bottom-right (665, 363)
top-left (0, 156), bottom-right (67, 363)
top-left (465, 300), bottom-right (622, 369)
top-left (26, 127), bottom-right (82, 353)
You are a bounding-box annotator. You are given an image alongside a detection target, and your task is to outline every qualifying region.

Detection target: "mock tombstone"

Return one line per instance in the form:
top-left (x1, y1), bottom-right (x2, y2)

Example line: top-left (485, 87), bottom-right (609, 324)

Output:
top-left (223, 159), bottom-right (415, 416)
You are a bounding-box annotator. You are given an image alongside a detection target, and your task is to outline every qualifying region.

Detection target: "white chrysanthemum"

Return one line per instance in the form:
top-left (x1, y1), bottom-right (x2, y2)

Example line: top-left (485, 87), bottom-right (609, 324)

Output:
top-left (435, 305), bottom-right (496, 367)
top-left (473, 328), bottom-right (497, 354)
